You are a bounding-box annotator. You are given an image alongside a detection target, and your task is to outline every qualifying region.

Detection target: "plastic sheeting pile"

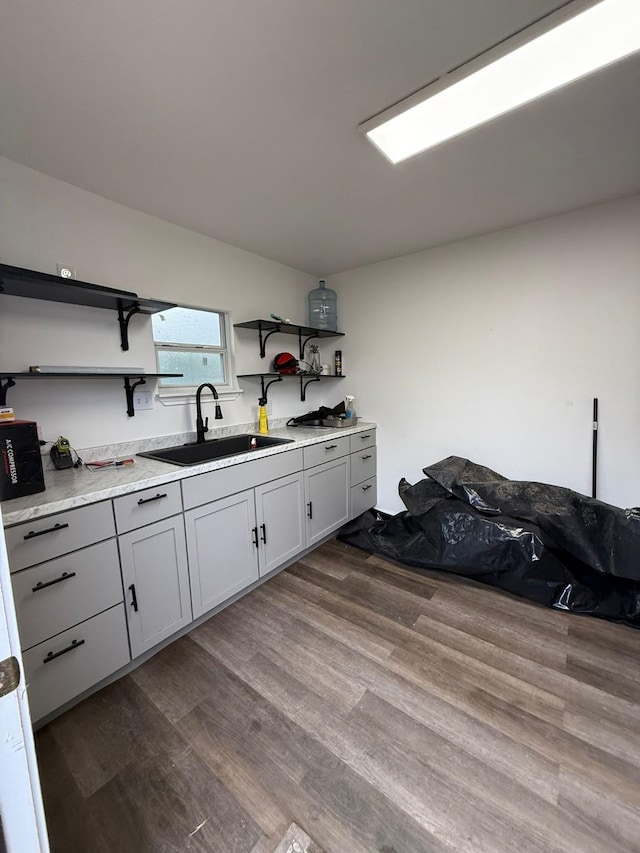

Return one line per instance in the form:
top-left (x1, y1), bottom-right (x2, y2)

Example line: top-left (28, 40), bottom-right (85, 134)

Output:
top-left (339, 456), bottom-right (640, 627)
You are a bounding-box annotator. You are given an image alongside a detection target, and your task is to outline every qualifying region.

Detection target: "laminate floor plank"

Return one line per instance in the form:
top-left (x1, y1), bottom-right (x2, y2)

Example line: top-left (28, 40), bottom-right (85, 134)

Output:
top-left (291, 561), bottom-right (425, 626)
top-left (176, 659), bottom-right (377, 853)
top-left (258, 577), bottom-right (395, 663)
top-left (88, 736), bottom-right (262, 853)
top-left (34, 539), bottom-right (640, 853)
top-left (208, 583), bottom-right (563, 805)
top-left (45, 675), bottom-right (189, 797)
top-left (557, 768), bottom-right (640, 853)
top-left (413, 599), bottom-right (569, 670)
top-left (35, 728), bottom-right (109, 853)
top-left (351, 691), bottom-right (630, 853)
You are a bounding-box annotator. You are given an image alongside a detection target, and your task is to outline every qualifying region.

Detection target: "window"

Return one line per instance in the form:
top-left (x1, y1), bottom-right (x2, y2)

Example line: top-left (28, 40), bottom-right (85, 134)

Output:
top-left (151, 305), bottom-right (235, 393)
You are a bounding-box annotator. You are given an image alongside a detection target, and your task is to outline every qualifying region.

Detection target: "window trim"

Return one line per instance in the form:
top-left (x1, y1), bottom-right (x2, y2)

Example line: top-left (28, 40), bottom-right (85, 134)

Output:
top-left (151, 303), bottom-right (242, 402)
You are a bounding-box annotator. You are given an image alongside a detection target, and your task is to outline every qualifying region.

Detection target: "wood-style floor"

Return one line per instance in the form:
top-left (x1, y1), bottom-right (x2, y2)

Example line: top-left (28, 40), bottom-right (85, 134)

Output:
top-left (35, 539), bottom-right (640, 853)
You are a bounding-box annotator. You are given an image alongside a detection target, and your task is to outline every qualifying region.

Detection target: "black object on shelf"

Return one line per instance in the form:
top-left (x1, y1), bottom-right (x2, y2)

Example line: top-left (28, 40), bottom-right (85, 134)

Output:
top-left (0, 371), bottom-right (182, 417)
top-left (234, 319), bottom-right (344, 359)
top-left (237, 372), bottom-right (345, 402)
top-left (0, 262), bottom-right (176, 351)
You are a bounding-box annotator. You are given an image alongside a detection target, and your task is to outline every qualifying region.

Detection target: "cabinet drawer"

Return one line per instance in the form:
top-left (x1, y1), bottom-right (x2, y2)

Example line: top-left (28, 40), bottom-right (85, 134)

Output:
top-left (22, 604), bottom-right (131, 723)
top-left (5, 502), bottom-right (116, 572)
top-left (349, 430), bottom-right (376, 453)
top-left (303, 436), bottom-right (350, 470)
top-left (113, 481), bottom-right (182, 533)
top-left (182, 448), bottom-right (303, 511)
top-left (350, 447), bottom-right (377, 486)
top-left (11, 539), bottom-right (122, 651)
top-left (351, 477), bottom-right (377, 518)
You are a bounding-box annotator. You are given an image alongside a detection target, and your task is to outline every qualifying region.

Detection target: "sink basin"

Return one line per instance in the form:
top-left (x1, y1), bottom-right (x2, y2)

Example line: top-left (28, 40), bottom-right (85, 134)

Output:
top-left (137, 434), bottom-right (293, 467)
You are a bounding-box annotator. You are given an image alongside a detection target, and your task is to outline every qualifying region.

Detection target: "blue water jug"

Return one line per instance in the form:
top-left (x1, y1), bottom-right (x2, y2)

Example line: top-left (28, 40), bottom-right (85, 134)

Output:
top-left (308, 280), bottom-right (338, 332)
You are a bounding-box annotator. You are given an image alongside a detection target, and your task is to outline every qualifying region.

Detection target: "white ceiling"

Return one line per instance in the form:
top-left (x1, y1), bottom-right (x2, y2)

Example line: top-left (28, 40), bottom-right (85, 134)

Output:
top-left (1, 1), bottom-right (639, 275)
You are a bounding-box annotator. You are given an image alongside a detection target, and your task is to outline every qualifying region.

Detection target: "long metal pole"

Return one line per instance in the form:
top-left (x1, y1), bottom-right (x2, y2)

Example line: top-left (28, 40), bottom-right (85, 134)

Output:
top-left (592, 397), bottom-right (598, 499)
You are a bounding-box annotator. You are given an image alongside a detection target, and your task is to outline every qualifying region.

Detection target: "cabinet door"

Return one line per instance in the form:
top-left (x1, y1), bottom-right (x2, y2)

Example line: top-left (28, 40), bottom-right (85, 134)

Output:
top-left (184, 489), bottom-right (259, 619)
top-left (255, 473), bottom-right (305, 577)
top-left (304, 456), bottom-right (350, 547)
top-left (119, 515), bottom-right (192, 658)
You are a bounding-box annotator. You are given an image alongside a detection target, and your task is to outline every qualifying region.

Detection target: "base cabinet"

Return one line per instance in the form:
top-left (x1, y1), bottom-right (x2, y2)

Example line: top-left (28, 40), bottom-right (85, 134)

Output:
top-left (21, 604), bottom-right (130, 722)
top-left (118, 515), bottom-right (192, 658)
top-left (304, 456), bottom-right (350, 547)
top-left (7, 428), bottom-right (375, 723)
top-left (185, 472), bottom-right (306, 618)
top-left (255, 473), bottom-right (305, 577)
top-left (185, 489), bottom-right (260, 619)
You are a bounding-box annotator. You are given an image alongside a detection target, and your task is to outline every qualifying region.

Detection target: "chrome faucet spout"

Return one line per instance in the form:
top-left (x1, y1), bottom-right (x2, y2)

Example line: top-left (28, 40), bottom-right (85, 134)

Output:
top-left (195, 383), bottom-right (222, 443)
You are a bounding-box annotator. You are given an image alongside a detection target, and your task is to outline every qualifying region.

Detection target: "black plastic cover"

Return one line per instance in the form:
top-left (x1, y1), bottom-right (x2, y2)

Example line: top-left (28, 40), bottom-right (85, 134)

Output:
top-left (339, 456), bottom-right (640, 627)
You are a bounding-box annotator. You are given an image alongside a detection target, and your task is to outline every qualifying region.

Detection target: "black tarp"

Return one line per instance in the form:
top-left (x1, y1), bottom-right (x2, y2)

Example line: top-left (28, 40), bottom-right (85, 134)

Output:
top-left (339, 456), bottom-right (640, 627)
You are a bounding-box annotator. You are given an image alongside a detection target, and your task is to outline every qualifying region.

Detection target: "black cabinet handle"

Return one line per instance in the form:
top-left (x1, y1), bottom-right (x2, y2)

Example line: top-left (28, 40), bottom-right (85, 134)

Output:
top-left (43, 638), bottom-right (85, 664)
top-left (137, 492), bottom-right (167, 506)
top-left (361, 454), bottom-right (372, 460)
top-left (307, 501), bottom-right (313, 519)
top-left (32, 571), bottom-right (76, 593)
top-left (252, 526), bottom-right (259, 548)
top-left (260, 523), bottom-right (267, 544)
top-left (24, 522), bottom-right (69, 541)
top-left (129, 583), bottom-right (139, 612)
top-left (362, 484), bottom-right (372, 491)
top-left (361, 434), bottom-right (371, 439)
top-left (325, 444), bottom-right (338, 450)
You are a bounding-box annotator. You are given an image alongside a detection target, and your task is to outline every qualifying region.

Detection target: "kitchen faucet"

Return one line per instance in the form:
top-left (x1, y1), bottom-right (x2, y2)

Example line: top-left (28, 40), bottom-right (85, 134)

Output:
top-left (195, 383), bottom-right (223, 443)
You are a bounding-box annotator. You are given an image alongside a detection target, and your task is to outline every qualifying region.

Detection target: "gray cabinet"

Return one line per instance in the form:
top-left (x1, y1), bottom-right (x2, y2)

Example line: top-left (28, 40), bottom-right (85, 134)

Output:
top-left (118, 515), bottom-right (192, 658)
top-left (8, 502), bottom-right (130, 724)
top-left (304, 456), bottom-right (350, 547)
top-left (255, 473), bottom-right (305, 577)
top-left (21, 604), bottom-right (130, 723)
top-left (185, 489), bottom-right (260, 618)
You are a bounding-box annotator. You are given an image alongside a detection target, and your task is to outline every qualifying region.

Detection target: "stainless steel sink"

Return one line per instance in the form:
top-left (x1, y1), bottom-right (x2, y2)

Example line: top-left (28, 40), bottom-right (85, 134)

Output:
top-left (137, 434), bottom-right (293, 467)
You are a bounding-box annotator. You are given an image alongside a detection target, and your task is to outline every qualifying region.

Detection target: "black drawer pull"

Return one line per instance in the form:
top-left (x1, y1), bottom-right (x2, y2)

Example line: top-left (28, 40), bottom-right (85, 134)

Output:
top-left (137, 492), bottom-right (167, 506)
top-left (32, 571), bottom-right (76, 593)
top-left (361, 434), bottom-right (371, 439)
top-left (43, 638), bottom-right (85, 664)
top-left (252, 527), bottom-right (259, 549)
top-left (129, 583), bottom-right (139, 612)
top-left (307, 501), bottom-right (313, 519)
top-left (24, 522), bottom-right (69, 541)
top-left (325, 444), bottom-right (338, 450)
top-left (361, 454), bottom-right (372, 460)
top-left (362, 484), bottom-right (372, 491)
top-left (260, 523), bottom-right (267, 544)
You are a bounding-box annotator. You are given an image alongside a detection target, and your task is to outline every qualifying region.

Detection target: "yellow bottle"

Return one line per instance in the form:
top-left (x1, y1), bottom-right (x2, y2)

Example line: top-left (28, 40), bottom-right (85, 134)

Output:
top-left (258, 398), bottom-right (269, 434)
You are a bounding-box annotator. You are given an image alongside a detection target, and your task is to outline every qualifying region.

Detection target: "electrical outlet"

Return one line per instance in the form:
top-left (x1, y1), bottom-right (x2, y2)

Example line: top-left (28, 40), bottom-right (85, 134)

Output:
top-left (57, 263), bottom-right (77, 279)
top-left (133, 388), bottom-right (154, 411)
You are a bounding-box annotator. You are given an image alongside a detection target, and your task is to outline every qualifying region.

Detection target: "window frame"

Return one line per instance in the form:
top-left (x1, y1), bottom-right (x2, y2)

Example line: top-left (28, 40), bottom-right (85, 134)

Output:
top-left (151, 303), bottom-right (241, 402)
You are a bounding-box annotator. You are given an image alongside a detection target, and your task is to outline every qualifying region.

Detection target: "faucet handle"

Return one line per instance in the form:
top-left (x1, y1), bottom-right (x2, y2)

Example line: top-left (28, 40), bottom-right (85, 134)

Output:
top-left (204, 416), bottom-right (209, 433)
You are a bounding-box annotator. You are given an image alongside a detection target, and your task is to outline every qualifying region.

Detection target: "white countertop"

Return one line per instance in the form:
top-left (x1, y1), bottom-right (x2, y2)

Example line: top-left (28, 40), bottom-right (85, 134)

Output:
top-left (1, 422), bottom-right (376, 526)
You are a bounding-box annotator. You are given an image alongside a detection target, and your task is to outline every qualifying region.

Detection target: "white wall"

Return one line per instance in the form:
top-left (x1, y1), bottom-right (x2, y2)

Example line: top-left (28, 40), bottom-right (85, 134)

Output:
top-left (330, 195), bottom-right (640, 512)
top-left (0, 157), bottom-right (337, 448)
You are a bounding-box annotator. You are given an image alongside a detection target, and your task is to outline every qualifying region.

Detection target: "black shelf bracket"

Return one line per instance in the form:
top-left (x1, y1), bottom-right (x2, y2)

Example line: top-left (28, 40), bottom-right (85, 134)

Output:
top-left (299, 374), bottom-right (321, 402)
top-left (0, 376), bottom-right (15, 407)
top-left (259, 374), bottom-right (283, 402)
top-left (299, 331), bottom-right (321, 360)
top-left (124, 376), bottom-right (146, 417)
top-left (117, 299), bottom-right (141, 352)
top-left (257, 321), bottom-right (281, 359)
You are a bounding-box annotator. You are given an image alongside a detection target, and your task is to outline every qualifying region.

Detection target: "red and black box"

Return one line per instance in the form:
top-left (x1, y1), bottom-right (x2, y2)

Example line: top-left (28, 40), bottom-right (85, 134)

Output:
top-left (0, 420), bottom-right (46, 501)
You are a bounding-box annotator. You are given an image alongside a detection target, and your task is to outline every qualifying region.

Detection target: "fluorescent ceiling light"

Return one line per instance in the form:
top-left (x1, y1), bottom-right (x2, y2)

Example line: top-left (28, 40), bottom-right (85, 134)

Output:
top-left (360, 0), bottom-right (640, 164)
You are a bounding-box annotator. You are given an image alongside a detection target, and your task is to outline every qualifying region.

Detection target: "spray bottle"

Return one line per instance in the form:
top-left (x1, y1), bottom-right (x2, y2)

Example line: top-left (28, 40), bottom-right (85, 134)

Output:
top-left (345, 395), bottom-right (356, 420)
top-left (258, 397), bottom-right (269, 434)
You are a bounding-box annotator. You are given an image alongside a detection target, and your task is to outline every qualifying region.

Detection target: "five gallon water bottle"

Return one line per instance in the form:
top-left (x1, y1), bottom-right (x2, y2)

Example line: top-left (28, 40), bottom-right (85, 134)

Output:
top-left (308, 280), bottom-right (338, 331)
